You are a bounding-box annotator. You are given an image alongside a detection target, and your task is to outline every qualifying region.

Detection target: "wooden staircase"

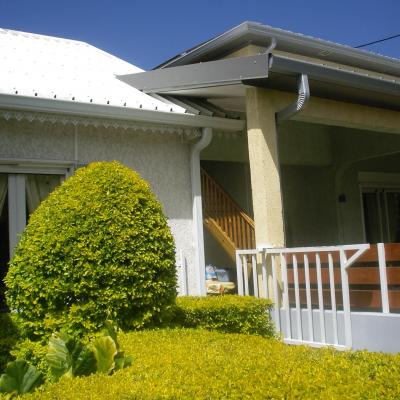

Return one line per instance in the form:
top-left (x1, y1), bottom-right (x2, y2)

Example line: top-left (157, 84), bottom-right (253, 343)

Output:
top-left (201, 167), bottom-right (255, 260)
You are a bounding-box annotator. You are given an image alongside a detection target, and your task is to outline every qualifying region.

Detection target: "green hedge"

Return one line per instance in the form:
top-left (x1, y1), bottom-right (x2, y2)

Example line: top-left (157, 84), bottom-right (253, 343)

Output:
top-left (9, 339), bottom-right (49, 378)
top-left (5, 161), bottom-right (177, 339)
top-left (23, 329), bottom-right (400, 399)
top-left (173, 295), bottom-right (274, 337)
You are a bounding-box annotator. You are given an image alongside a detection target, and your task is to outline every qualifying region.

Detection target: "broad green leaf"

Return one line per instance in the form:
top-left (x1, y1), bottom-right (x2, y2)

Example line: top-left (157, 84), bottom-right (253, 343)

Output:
top-left (46, 332), bottom-right (96, 380)
top-left (46, 333), bottom-right (71, 379)
top-left (92, 336), bottom-right (117, 374)
top-left (103, 320), bottom-right (119, 350)
top-left (0, 360), bottom-right (43, 395)
top-left (114, 351), bottom-right (133, 371)
top-left (71, 345), bottom-right (97, 378)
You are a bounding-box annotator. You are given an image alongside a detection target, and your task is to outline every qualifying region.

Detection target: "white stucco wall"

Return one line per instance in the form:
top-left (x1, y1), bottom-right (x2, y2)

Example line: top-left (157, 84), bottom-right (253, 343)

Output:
top-left (0, 117), bottom-right (199, 295)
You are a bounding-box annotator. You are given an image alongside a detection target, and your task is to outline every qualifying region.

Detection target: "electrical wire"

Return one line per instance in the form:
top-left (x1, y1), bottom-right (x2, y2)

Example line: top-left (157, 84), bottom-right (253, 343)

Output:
top-left (355, 33), bottom-right (400, 48)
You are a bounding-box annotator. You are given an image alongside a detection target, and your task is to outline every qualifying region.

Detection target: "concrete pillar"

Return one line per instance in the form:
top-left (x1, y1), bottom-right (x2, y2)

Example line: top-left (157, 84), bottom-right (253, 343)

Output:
top-left (246, 87), bottom-right (285, 248)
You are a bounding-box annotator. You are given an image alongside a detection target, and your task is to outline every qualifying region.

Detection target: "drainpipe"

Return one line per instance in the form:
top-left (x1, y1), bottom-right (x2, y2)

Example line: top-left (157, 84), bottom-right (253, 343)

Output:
top-left (270, 73), bottom-right (310, 249)
top-left (190, 127), bottom-right (213, 296)
top-left (265, 37), bottom-right (277, 54)
top-left (276, 74), bottom-right (310, 123)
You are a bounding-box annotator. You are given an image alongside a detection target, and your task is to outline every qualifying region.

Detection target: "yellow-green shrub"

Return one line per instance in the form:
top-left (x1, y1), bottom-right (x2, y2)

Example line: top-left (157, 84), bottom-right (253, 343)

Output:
top-left (5, 162), bottom-right (176, 339)
top-left (174, 295), bottom-right (274, 337)
top-left (23, 329), bottom-right (400, 399)
top-left (10, 339), bottom-right (49, 378)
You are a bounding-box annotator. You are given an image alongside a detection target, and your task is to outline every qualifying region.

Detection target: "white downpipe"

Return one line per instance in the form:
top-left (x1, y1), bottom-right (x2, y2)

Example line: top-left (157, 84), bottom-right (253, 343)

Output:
top-left (190, 127), bottom-right (213, 296)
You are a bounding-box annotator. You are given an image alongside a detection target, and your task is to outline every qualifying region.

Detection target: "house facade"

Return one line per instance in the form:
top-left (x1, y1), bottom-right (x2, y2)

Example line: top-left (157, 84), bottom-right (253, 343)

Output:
top-left (0, 28), bottom-right (243, 307)
top-left (118, 22), bottom-right (400, 351)
top-left (122, 21), bottom-right (400, 255)
top-left (1, 22), bottom-right (400, 328)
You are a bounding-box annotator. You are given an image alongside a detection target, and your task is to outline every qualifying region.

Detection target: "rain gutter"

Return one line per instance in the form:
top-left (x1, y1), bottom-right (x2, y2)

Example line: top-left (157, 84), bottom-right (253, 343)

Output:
top-left (0, 94), bottom-right (245, 133)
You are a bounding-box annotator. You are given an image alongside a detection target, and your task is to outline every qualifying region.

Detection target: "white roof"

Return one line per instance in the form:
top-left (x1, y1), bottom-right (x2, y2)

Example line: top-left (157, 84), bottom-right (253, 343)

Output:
top-left (0, 28), bottom-right (187, 114)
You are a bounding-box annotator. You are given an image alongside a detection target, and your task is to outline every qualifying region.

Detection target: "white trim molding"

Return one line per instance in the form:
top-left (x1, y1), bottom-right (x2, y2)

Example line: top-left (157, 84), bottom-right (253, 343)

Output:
top-left (0, 93), bottom-right (245, 132)
top-left (0, 108), bottom-right (202, 138)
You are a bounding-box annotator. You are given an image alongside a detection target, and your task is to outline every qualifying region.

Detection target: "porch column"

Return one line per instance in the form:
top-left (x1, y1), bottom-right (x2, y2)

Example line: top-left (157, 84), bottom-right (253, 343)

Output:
top-left (246, 87), bottom-right (285, 248)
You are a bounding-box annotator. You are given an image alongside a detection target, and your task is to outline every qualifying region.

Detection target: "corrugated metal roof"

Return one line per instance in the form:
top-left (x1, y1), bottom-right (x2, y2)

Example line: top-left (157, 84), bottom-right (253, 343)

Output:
top-left (0, 28), bottom-right (187, 114)
top-left (156, 21), bottom-right (400, 79)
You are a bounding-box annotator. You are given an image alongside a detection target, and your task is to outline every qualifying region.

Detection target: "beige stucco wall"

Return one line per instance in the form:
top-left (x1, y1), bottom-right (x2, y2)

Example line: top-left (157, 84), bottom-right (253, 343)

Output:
top-left (242, 85), bottom-right (400, 249)
top-left (200, 114), bottom-right (400, 253)
top-left (0, 117), bottom-right (199, 295)
top-left (281, 165), bottom-right (338, 246)
top-left (332, 129), bottom-right (400, 244)
top-left (279, 122), bottom-right (400, 247)
top-left (201, 133), bottom-right (249, 162)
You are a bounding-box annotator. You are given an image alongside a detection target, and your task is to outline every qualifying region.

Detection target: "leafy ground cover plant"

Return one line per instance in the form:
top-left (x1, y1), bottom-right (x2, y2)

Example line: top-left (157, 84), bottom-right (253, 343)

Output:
top-left (22, 329), bottom-right (400, 399)
top-left (10, 340), bottom-right (48, 379)
top-left (0, 360), bottom-right (43, 398)
top-left (46, 332), bottom-right (96, 381)
top-left (174, 295), bottom-right (275, 337)
top-left (0, 321), bottom-right (132, 397)
top-left (5, 161), bottom-right (177, 339)
top-left (46, 321), bottom-right (132, 381)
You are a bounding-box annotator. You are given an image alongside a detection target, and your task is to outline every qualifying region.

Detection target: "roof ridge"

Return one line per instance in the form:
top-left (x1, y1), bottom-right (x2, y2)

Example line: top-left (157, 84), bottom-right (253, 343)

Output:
top-left (0, 27), bottom-right (90, 47)
top-left (244, 21), bottom-right (400, 64)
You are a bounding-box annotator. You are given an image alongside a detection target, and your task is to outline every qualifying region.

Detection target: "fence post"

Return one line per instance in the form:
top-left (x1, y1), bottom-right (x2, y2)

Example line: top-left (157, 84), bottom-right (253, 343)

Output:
top-left (377, 243), bottom-right (390, 314)
top-left (180, 250), bottom-right (188, 296)
top-left (243, 255), bottom-right (249, 295)
top-left (261, 252), bottom-right (269, 299)
top-left (251, 254), bottom-right (259, 297)
top-left (315, 253), bottom-right (326, 344)
top-left (303, 254), bottom-right (314, 342)
top-left (340, 249), bottom-right (352, 349)
top-left (292, 255), bottom-right (302, 340)
top-left (236, 251), bottom-right (244, 296)
top-left (281, 253), bottom-right (292, 340)
top-left (271, 255), bottom-right (281, 331)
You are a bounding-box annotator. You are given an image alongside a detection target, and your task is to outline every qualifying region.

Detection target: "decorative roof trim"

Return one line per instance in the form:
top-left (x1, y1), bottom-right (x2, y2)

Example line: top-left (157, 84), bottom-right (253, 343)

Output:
top-left (0, 94), bottom-right (245, 132)
top-left (0, 109), bottom-right (201, 137)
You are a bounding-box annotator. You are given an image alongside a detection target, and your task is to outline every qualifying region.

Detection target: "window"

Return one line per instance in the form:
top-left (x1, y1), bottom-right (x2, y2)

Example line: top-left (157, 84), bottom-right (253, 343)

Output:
top-left (0, 165), bottom-right (69, 310)
top-left (362, 188), bottom-right (400, 243)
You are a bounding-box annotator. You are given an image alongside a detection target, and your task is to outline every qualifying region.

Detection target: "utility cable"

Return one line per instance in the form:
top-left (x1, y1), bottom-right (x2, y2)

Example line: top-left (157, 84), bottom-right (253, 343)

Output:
top-left (355, 33), bottom-right (400, 48)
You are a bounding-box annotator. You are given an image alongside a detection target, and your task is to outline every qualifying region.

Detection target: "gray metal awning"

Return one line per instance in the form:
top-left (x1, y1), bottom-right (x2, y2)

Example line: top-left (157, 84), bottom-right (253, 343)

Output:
top-left (118, 54), bottom-right (270, 93)
top-left (118, 53), bottom-right (400, 111)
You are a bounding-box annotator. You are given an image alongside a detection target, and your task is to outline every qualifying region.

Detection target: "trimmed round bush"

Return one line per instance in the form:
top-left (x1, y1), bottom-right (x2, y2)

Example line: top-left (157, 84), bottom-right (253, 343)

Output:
top-left (5, 161), bottom-right (177, 338)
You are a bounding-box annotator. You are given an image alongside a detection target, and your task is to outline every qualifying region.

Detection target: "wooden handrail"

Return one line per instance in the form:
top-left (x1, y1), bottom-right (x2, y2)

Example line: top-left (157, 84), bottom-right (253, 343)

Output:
top-left (201, 167), bottom-right (255, 250)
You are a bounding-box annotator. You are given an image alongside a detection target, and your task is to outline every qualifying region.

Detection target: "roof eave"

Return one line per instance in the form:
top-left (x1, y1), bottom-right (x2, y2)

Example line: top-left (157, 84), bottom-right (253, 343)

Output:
top-left (0, 94), bottom-right (245, 132)
top-left (157, 21), bottom-right (400, 78)
top-left (119, 54), bottom-right (400, 109)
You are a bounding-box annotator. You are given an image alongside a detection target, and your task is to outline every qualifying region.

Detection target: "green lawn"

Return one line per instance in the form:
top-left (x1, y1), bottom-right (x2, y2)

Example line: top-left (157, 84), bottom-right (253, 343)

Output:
top-left (22, 328), bottom-right (400, 400)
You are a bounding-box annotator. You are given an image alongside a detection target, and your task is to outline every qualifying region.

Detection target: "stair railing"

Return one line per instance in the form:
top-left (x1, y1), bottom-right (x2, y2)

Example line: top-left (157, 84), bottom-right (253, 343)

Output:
top-left (201, 167), bottom-right (255, 250)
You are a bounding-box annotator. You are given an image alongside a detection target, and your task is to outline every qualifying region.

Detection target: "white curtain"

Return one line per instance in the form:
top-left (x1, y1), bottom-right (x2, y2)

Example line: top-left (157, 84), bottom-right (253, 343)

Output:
top-left (25, 174), bottom-right (61, 214)
top-left (0, 175), bottom-right (7, 215)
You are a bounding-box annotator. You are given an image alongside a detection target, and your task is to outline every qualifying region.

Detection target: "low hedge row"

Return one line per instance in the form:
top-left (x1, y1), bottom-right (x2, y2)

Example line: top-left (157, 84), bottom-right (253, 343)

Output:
top-left (173, 295), bottom-right (275, 337)
top-left (1, 296), bottom-right (273, 380)
top-left (23, 329), bottom-right (400, 399)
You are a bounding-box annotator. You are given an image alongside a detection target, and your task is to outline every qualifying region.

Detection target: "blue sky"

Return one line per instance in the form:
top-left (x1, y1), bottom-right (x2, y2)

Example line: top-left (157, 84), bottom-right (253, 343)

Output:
top-left (1, 0), bottom-right (400, 70)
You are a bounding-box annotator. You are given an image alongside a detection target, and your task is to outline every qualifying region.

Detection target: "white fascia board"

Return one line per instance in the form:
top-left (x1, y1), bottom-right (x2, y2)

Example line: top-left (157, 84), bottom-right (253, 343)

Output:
top-left (0, 94), bottom-right (245, 132)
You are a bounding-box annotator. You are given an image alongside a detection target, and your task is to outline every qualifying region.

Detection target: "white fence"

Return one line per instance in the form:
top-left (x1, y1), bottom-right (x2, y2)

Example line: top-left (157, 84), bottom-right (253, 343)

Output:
top-left (236, 243), bottom-right (399, 350)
